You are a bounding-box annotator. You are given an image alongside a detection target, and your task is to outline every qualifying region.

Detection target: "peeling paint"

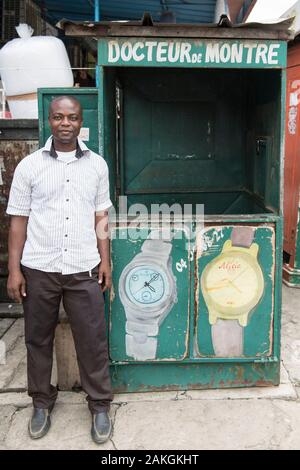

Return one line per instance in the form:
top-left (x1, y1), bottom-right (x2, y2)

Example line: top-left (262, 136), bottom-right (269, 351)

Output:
top-left (0, 140), bottom-right (38, 279)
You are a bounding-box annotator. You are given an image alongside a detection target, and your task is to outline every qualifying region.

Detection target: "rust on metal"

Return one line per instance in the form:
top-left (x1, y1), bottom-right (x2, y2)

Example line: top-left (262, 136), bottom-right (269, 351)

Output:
top-left (0, 140), bottom-right (38, 276)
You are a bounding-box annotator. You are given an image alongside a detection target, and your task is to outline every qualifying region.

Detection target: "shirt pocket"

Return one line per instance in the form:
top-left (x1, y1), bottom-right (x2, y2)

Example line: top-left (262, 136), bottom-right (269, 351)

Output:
top-left (76, 174), bottom-right (99, 205)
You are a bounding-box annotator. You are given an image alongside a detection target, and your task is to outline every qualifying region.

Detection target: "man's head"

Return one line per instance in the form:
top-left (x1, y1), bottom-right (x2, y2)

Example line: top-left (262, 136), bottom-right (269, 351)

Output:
top-left (48, 96), bottom-right (83, 150)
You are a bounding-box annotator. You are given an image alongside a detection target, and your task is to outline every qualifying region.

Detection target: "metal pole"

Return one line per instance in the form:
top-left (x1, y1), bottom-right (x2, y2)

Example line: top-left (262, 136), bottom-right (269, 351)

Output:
top-left (95, 0), bottom-right (100, 86)
top-left (94, 0), bottom-right (100, 21)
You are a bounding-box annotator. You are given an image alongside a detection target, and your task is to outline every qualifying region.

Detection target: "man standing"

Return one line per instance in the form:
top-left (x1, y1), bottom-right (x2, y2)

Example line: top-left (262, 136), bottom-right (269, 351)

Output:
top-left (6, 96), bottom-right (113, 444)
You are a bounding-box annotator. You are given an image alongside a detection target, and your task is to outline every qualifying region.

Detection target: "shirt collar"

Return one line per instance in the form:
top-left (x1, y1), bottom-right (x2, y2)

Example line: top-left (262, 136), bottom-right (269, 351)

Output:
top-left (42, 136), bottom-right (90, 159)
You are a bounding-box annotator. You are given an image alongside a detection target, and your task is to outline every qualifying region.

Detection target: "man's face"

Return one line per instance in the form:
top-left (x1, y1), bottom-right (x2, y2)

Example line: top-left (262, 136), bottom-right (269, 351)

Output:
top-left (48, 98), bottom-right (83, 145)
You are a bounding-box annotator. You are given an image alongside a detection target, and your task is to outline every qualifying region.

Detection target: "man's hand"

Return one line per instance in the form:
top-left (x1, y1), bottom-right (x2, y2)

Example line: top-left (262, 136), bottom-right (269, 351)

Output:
top-left (98, 262), bottom-right (112, 292)
top-left (7, 270), bottom-right (27, 303)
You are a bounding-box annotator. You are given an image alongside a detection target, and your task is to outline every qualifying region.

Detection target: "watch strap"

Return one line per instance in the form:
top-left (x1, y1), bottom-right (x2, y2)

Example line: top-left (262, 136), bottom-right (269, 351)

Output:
top-left (141, 230), bottom-right (172, 259)
top-left (211, 319), bottom-right (244, 357)
top-left (231, 226), bottom-right (254, 248)
top-left (126, 319), bottom-right (159, 337)
top-left (126, 318), bottom-right (160, 360)
top-left (126, 333), bottom-right (158, 360)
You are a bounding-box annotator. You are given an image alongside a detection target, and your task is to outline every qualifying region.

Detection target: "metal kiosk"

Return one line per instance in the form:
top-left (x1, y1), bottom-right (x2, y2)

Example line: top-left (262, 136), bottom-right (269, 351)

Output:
top-left (44, 19), bottom-right (290, 392)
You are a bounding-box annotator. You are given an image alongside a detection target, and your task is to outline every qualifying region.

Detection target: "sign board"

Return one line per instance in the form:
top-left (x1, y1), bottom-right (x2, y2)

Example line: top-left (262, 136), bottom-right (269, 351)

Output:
top-left (99, 38), bottom-right (287, 68)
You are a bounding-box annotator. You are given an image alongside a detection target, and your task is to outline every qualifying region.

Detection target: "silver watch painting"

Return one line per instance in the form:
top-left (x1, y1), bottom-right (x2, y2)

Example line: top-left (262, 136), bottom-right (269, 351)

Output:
top-left (118, 231), bottom-right (178, 360)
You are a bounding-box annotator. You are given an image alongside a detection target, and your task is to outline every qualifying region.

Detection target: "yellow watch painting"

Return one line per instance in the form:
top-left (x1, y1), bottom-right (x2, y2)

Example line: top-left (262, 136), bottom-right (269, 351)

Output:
top-left (201, 226), bottom-right (264, 327)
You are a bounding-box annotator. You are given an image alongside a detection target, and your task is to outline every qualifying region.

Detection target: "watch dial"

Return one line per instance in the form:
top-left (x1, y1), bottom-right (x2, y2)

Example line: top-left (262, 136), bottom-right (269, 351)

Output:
top-left (125, 265), bottom-right (168, 306)
top-left (203, 253), bottom-right (263, 310)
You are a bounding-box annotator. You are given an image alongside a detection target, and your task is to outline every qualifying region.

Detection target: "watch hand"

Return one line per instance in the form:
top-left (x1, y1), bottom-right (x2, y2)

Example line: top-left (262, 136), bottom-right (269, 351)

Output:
top-left (132, 273), bottom-right (160, 295)
top-left (132, 282), bottom-right (149, 295)
top-left (132, 281), bottom-right (156, 295)
top-left (208, 278), bottom-right (231, 289)
top-left (227, 279), bottom-right (242, 293)
top-left (148, 273), bottom-right (159, 285)
top-left (207, 283), bottom-right (231, 292)
top-left (207, 279), bottom-right (242, 294)
top-left (230, 266), bottom-right (249, 283)
top-left (145, 283), bottom-right (156, 293)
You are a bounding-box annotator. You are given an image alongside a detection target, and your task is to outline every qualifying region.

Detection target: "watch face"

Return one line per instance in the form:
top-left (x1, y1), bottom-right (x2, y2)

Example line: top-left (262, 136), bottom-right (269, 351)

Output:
top-left (124, 265), bottom-right (169, 307)
top-left (202, 251), bottom-right (264, 312)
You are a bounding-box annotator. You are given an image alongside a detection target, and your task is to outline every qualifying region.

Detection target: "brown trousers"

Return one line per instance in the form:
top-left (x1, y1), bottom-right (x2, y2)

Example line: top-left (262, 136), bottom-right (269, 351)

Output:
top-left (21, 265), bottom-right (113, 414)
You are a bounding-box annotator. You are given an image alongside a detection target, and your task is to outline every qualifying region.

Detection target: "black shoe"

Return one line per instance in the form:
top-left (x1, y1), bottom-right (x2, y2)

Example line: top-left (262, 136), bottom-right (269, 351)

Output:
top-left (28, 407), bottom-right (53, 439)
top-left (91, 411), bottom-right (112, 444)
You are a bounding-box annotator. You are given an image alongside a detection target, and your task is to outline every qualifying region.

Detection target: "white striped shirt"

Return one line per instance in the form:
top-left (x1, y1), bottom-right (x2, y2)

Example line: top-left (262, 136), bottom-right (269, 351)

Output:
top-left (6, 136), bottom-right (112, 274)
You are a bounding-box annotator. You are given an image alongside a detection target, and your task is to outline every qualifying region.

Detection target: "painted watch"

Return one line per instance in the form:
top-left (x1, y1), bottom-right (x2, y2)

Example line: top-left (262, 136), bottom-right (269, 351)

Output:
top-left (201, 226), bottom-right (264, 356)
top-left (119, 231), bottom-right (177, 360)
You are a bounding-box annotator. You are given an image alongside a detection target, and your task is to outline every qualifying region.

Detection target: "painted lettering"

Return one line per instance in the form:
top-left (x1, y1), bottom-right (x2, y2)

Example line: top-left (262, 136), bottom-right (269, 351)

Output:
top-left (255, 43), bottom-right (268, 64)
top-left (268, 43), bottom-right (280, 65)
top-left (120, 42), bottom-right (132, 61)
top-left (290, 80), bottom-right (300, 106)
top-left (132, 42), bottom-right (145, 61)
top-left (205, 43), bottom-right (220, 63)
top-left (231, 43), bottom-right (243, 63)
top-left (108, 41), bottom-right (120, 63)
top-left (145, 41), bottom-right (157, 61)
top-left (106, 40), bottom-right (283, 67)
top-left (219, 44), bottom-right (231, 63)
top-left (191, 53), bottom-right (202, 63)
top-left (157, 41), bottom-right (168, 62)
top-left (218, 261), bottom-right (241, 271)
top-left (244, 43), bottom-right (257, 63)
top-left (168, 42), bottom-right (181, 63)
top-left (180, 42), bottom-right (192, 63)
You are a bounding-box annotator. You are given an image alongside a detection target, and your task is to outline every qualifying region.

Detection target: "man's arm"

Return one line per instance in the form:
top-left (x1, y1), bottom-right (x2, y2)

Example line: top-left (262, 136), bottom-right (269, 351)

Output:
top-left (95, 211), bottom-right (112, 292)
top-left (7, 215), bottom-right (28, 303)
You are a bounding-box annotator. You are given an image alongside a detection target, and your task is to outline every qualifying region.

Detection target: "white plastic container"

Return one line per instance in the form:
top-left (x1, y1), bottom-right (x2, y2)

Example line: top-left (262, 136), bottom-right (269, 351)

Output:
top-left (7, 97), bottom-right (38, 119)
top-left (0, 24), bottom-right (74, 118)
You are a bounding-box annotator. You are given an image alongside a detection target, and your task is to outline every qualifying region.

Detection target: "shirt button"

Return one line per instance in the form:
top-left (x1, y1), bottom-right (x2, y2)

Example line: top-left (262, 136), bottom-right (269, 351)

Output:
top-left (65, 234), bottom-right (68, 237)
top-left (66, 217), bottom-right (69, 220)
top-left (66, 198), bottom-right (69, 202)
top-left (66, 179), bottom-right (70, 182)
top-left (64, 249), bottom-right (67, 252)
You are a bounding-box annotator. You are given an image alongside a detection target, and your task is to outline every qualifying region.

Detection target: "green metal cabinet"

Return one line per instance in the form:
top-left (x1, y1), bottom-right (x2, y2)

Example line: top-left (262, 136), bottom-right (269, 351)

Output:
top-left (38, 23), bottom-right (288, 392)
top-left (97, 28), bottom-right (287, 392)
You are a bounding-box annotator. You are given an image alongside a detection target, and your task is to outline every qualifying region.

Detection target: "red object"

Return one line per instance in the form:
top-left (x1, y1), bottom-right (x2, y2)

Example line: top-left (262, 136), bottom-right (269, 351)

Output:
top-left (283, 44), bottom-right (300, 264)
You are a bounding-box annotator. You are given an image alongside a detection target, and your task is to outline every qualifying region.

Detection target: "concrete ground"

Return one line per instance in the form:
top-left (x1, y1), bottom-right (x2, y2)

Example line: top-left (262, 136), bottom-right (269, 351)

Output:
top-left (0, 284), bottom-right (300, 450)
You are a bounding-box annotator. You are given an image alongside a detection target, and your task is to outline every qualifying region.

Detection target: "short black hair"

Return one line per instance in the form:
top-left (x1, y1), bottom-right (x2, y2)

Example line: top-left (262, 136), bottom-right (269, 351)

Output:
top-left (48, 95), bottom-right (82, 117)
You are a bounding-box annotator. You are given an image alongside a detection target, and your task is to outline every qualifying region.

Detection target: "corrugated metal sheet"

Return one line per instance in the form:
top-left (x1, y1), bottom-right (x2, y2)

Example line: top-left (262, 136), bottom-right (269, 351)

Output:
top-left (35, 0), bottom-right (217, 24)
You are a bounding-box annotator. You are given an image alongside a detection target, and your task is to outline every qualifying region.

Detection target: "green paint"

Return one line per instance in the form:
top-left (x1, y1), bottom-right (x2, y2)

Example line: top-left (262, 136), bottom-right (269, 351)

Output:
top-left (99, 38), bottom-right (286, 69)
top-left (38, 88), bottom-right (98, 151)
top-left (110, 361), bottom-right (280, 393)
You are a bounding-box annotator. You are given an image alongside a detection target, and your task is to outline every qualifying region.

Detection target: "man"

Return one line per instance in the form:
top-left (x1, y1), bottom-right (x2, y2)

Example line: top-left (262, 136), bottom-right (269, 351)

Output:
top-left (6, 96), bottom-right (113, 444)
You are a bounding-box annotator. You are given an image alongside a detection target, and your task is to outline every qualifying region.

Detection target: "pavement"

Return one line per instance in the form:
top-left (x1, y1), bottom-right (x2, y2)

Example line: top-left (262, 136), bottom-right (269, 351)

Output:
top-left (0, 284), bottom-right (300, 450)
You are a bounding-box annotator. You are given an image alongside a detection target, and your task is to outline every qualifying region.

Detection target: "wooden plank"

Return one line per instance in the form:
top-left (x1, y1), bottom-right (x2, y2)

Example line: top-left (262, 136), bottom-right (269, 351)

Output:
top-left (63, 24), bottom-right (293, 41)
top-left (0, 303), bottom-right (23, 318)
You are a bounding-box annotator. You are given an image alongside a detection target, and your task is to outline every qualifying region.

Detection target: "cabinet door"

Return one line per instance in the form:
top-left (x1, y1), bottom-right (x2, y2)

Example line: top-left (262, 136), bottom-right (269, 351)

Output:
top-left (195, 225), bottom-right (275, 358)
top-left (109, 226), bottom-right (190, 362)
